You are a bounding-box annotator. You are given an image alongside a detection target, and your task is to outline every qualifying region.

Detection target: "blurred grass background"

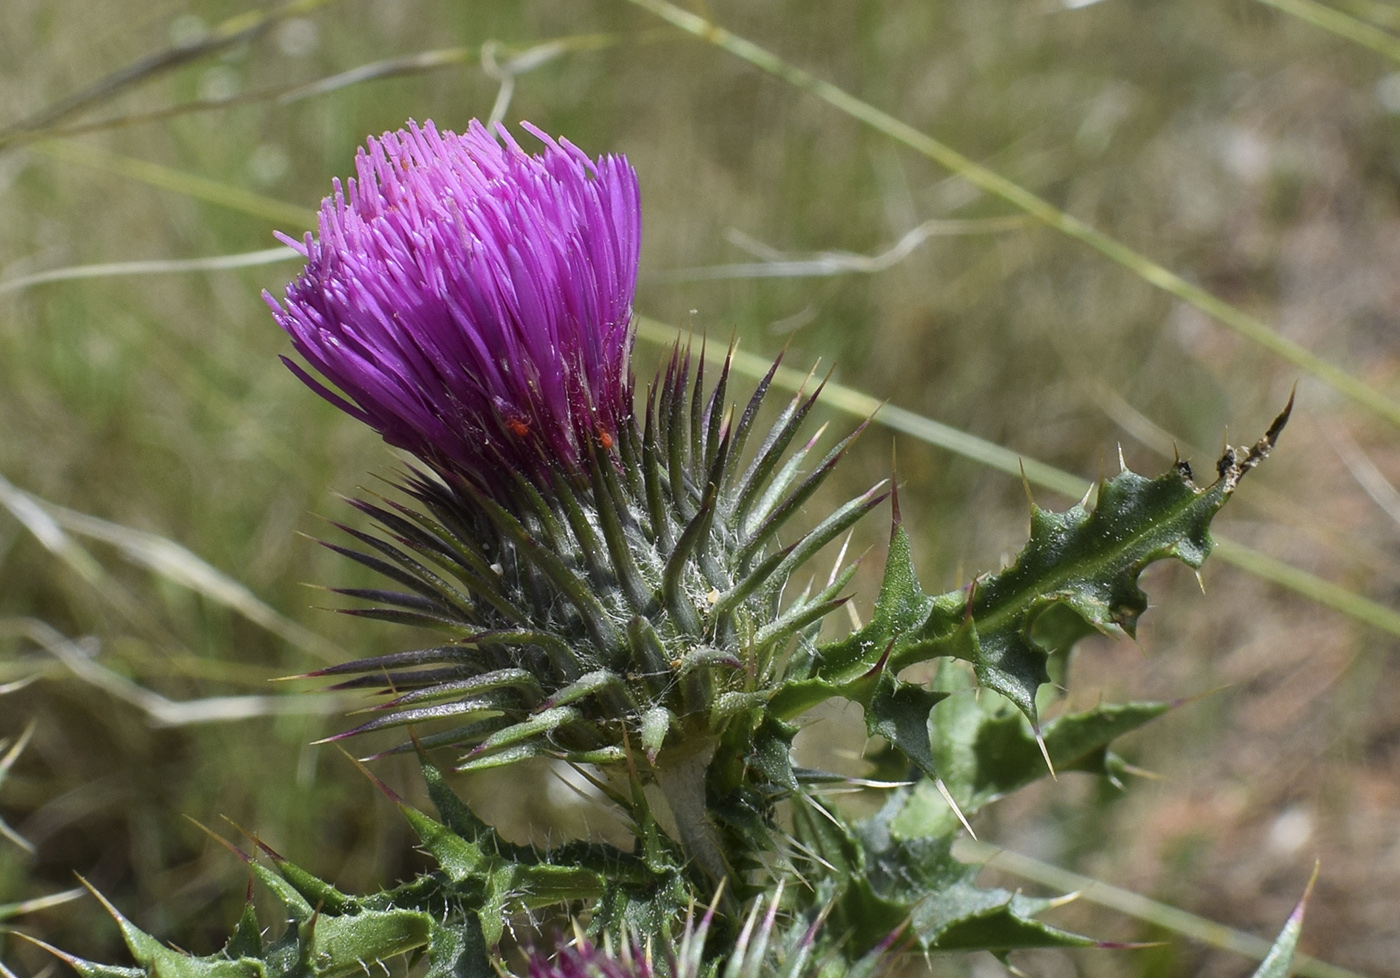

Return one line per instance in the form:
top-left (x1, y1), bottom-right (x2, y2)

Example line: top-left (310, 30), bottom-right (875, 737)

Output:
top-left (1, 0), bottom-right (1398, 975)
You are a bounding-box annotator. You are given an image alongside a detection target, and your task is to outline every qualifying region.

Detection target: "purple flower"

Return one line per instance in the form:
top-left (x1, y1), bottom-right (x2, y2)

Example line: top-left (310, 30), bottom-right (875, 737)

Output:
top-left (525, 941), bottom-right (653, 978)
top-left (267, 119), bottom-right (640, 490)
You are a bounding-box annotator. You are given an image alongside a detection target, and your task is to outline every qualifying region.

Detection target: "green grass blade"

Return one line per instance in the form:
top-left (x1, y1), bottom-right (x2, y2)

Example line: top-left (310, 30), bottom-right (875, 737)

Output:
top-left (625, 0), bottom-right (1400, 430)
top-left (1253, 0), bottom-right (1400, 63)
top-left (28, 140), bottom-right (316, 228)
top-left (0, 248), bottom-right (300, 295)
top-left (1213, 540), bottom-right (1400, 635)
top-left (0, 0), bottom-right (342, 142)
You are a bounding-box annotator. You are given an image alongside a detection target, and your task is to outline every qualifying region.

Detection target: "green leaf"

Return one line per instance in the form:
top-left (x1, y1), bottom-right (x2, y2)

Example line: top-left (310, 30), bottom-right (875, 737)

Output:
top-left (262, 854), bottom-right (354, 916)
top-left (806, 516), bottom-right (932, 683)
top-left (302, 910), bottom-right (433, 978)
top-left (82, 883), bottom-right (267, 978)
top-left (397, 802), bottom-right (489, 882)
top-left (790, 790), bottom-right (1092, 954)
top-left (864, 668), bottom-right (949, 778)
top-left (928, 684), bottom-right (1171, 815)
top-left (749, 712), bottom-right (799, 792)
top-left (222, 904), bottom-right (264, 962)
top-left (422, 916), bottom-right (491, 978)
top-left (869, 790), bottom-right (1090, 952)
top-left (803, 405), bottom-right (1288, 729)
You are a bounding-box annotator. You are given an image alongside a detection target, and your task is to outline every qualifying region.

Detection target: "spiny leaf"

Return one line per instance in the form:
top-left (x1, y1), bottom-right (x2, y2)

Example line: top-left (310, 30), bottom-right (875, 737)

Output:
top-left (809, 401), bottom-right (1290, 727)
top-left (397, 802), bottom-right (489, 882)
top-left (301, 910), bottom-right (433, 978)
top-left (223, 904), bottom-right (263, 961)
top-left (422, 916), bottom-right (492, 978)
top-left (927, 670), bottom-right (1172, 816)
top-left (788, 791), bottom-right (1091, 953)
top-left (77, 882), bottom-right (268, 978)
top-left (259, 850), bottom-right (355, 916)
top-left (868, 790), bottom-right (1091, 952)
top-left (863, 667), bottom-right (949, 779)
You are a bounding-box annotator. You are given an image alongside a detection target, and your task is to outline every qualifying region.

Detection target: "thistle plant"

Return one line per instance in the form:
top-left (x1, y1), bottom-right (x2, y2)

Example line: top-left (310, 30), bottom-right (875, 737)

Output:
top-left (28, 119), bottom-right (1306, 978)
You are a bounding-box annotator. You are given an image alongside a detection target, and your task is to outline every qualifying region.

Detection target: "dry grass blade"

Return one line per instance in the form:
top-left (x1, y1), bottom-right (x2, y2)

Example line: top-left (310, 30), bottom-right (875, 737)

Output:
top-left (625, 0), bottom-right (1400, 431)
top-left (652, 216), bottom-right (1035, 282)
top-left (0, 248), bottom-right (300, 296)
top-left (0, 471), bottom-right (341, 663)
top-left (0, 0), bottom-right (342, 144)
top-left (2, 618), bottom-right (351, 726)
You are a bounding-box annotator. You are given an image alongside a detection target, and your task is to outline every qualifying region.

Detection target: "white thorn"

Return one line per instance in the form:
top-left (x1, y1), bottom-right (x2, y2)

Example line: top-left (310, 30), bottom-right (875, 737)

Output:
top-left (934, 777), bottom-right (976, 839)
top-left (1117, 443), bottom-right (1128, 473)
top-left (1035, 728), bottom-right (1057, 781)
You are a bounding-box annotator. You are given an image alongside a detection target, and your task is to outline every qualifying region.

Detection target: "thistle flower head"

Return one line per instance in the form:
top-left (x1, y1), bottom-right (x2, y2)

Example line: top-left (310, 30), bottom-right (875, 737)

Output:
top-left (267, 119), bottom-right (640, 491)
top-left (279, 120), bottom-right (885, 889)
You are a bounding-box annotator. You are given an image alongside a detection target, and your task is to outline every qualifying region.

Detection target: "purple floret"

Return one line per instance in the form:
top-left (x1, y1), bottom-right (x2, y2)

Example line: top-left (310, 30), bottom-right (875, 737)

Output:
top-left (526, 940), bottom-right (653, 978)
top-left (267, 119), bottom-right (640, 491)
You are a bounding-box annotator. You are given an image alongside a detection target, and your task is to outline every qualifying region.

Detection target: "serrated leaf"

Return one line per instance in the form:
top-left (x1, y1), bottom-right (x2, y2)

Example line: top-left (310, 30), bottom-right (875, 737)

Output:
top-left (803, 407), bottom-right (1287, 731)
top-left (864, 670), bottom-right (949, 778)
top-left (302, 909), bottom-right (432, 978)
top-left (422, 916), bottom-right (491, 978)
top-left (790, 790), bottom-right (1091, 954)
top-left (868, 791), bottom-right (1090, 953)
top-left (928, 685), bottom-right (1171, 816)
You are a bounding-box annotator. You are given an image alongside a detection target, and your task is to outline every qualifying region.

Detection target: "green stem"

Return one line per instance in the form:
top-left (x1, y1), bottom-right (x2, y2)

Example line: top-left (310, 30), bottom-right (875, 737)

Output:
top-left (651, 737), bottom-right (731, 885)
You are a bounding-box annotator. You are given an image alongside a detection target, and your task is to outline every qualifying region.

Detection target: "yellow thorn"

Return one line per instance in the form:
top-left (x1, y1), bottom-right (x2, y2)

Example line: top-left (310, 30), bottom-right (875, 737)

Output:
top-left (1019, 459), bottom-right (1036, 512)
